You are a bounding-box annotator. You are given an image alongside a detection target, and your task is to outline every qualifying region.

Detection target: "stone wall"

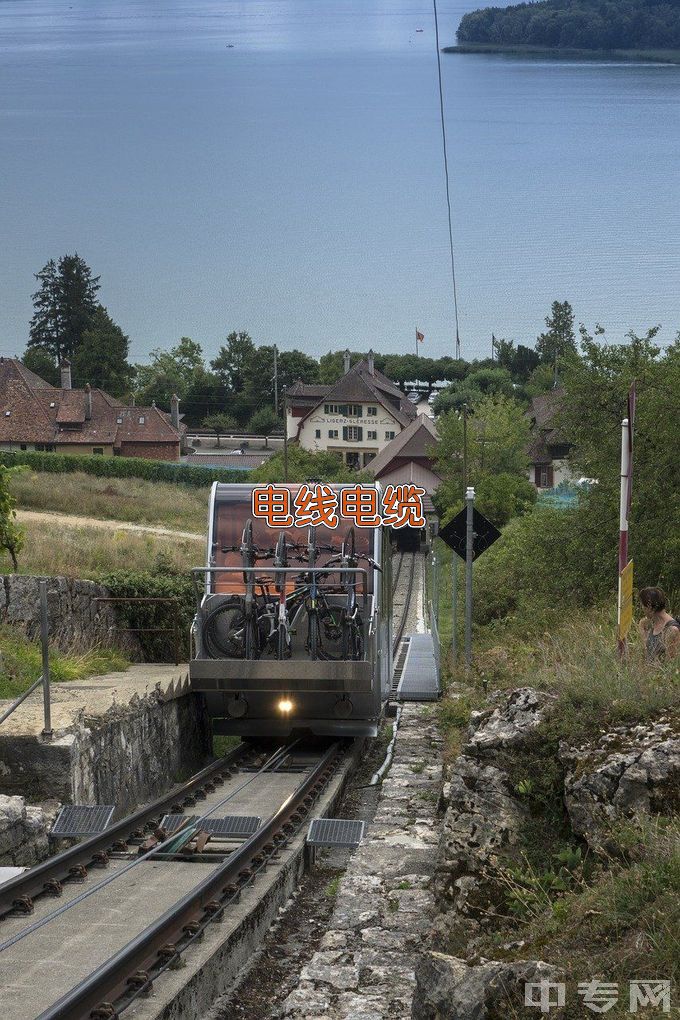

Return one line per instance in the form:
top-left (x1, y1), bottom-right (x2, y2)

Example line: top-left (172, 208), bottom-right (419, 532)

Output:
top-left (0, 574), bottom-right (141, 658)
top-left (0, 794), bottom-right (55, 867)
top-left (0, 679), bottom-right (212, 814)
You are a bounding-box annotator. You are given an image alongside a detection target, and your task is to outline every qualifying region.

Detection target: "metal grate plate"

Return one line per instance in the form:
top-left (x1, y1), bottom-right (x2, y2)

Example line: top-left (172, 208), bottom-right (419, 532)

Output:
top-left (51, 804), bottom-right (115, 837)
top-left (307, 818), bottom-right (365, 849)
top-left (397, 633), bottom-right (439, 701)
top-left (160, 814), bottom-right (261, 838)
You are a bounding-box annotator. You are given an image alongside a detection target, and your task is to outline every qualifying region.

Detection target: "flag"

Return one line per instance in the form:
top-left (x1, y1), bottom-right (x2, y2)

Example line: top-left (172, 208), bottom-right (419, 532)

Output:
top-left (416, 329), bottom-right (424, 343)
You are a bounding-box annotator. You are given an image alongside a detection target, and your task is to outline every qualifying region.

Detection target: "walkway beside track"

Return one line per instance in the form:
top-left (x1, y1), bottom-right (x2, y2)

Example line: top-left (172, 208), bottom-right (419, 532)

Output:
top-left (280, 704), bottom-right (443, 1019)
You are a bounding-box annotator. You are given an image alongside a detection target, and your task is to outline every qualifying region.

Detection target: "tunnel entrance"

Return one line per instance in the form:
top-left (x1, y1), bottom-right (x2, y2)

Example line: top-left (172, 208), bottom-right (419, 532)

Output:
top-left (394, 526), bottom-right (424, 552)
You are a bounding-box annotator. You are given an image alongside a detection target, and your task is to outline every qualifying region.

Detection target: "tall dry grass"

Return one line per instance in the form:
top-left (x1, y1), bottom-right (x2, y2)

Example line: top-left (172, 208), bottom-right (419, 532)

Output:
top-left (1, 519), bottom-right (202, 580)
top-left (11, 469), bottom-right (209, 532)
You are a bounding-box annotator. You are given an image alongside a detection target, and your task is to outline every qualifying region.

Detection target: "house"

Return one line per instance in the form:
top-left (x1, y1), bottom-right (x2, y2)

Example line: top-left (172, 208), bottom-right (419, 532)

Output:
top-left (364, 412), bottom-right (441, 515)
top-left (0, 358), bottom-right (182, 461)
top-left (286, 350), bottom-right (417, 470)
top-left (527, 389), bottom-right (572, 489)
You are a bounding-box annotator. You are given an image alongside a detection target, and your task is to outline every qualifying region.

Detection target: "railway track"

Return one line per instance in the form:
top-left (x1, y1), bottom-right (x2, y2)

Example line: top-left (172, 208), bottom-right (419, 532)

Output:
top-left (0, 740), bottom-right (346, 1020)
top-left (392, 551), bottom-right (417, 653)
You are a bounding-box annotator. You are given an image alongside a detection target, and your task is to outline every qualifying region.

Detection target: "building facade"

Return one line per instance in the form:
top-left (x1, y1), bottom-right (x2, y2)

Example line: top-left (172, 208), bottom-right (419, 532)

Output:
top-left (527, 389), bottom-right (573, 489)
top-left (286, 351), bottom-right (416, 470)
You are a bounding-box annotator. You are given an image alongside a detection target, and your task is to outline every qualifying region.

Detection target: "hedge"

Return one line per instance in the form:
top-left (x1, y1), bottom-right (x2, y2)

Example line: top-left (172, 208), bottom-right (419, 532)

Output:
top-left (0, 450), bottom-right (249, 488)
top-left (100, 569), bottom-right (197, 662)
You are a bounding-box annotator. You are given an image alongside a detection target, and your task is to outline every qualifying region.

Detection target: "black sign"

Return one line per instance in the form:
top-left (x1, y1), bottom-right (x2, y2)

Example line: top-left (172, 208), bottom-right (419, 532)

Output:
top-left (438, 507), bottom-right (501, 561)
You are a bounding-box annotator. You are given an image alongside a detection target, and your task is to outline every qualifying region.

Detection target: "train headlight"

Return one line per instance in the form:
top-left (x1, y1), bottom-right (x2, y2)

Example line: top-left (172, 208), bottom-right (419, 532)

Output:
top-left (278, 698), bottom-right (294, 714)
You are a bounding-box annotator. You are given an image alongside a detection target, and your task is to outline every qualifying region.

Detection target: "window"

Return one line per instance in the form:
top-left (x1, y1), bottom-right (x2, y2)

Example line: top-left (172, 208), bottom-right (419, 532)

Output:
top-left (385, 430), bottom-right (395, 440)
top-left (324, 403), bottom-right (341, 414)
top-left (346, 404), bottom-right (362, 417)
top-left (35, 444), bottom-right (56, 452)
top-left (4, 411), bottom-right (10, 417)
top-left (49, 401), bottom-right (56, 408)
top-left (116, 417), bottom-right (123, 424)
top-left (138, 416), bottom-right (145, 425)
top-left (20, 444), bottom-right (27, 451)
top-left (315, 429), bottom-right (321, 439)
top-left (92, 447), bottom-right (104, 456)
top-left (343, 426), bottom-right (363, 442)
top-left (535, 465), bottom-right (554, 488)
top-left (367, 406), bottom-right (377, 417)
top-left (328, 429), bottom-right (339, 439)
top-left (367, 430), bottom-right (377, 440)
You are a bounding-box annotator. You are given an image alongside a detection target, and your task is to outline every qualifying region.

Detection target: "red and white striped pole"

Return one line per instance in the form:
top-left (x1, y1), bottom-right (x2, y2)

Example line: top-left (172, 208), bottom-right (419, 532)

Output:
top-left (617, 416), bottom-right (630, 657)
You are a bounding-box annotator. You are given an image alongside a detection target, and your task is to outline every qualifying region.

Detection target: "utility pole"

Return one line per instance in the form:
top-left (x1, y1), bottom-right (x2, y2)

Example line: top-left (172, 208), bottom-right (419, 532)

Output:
top-left (464, 486), bottom-right (475, 672)
top-left (462, 403), bottom-right (468, 498)
top-left (491, 333), bottom-right (495, 362)
top-left (273, 345), bottom-right (279, 414)
top-left (282, 384), bottom-right (289, 482)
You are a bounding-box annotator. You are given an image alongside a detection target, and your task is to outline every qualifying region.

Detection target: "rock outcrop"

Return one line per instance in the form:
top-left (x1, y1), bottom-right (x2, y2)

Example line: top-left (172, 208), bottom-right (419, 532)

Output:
top-left (561, 718), bottom-right (680, 847)
top-left (412, 951), bottom-right (564, 1019)
top-left (0, 793), bottom-right (56, 866)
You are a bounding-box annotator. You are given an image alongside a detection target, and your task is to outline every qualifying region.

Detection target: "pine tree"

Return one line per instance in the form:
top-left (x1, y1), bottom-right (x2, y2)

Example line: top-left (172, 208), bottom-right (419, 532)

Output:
top-left (536, 300), bottom-right (577, 369)
top-left (72, 305), bottom-right (133, 396)
top-left (27, 253), bottom-right (100, 365)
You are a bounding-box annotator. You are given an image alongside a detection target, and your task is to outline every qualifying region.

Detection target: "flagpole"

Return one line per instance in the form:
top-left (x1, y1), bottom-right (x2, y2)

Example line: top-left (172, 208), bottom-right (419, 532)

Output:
top-left (415, 329), bottom-right (418, 358)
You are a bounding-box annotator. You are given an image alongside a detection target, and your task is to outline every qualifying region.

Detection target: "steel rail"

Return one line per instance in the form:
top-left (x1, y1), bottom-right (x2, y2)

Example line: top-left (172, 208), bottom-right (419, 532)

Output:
top-left (36, 740), bottom-right (343, 1020)
top-left (393, 552), bottom-right (417, 653)
top-left (0, 743), bottom-right (248, 920)
top-left (391, 550), bottom-right (404, 596)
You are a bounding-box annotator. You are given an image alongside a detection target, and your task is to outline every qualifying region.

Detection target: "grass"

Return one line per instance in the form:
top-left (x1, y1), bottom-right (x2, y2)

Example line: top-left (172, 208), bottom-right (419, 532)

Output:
top-left (1, 519), bottom-right (201, 580)
top-left (0, 624), bottom-right (128, 700)
top-left (479, 818), bottom-right (680, 1019)
top-left (212, 734), bottom-right (241, 758)
top-left (11, 469), bottom-right (209, 532)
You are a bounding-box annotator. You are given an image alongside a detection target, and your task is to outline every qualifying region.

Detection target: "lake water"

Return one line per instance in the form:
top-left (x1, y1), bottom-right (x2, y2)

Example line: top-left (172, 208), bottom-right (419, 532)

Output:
top-left (1, 0), bottom-right (679, 362)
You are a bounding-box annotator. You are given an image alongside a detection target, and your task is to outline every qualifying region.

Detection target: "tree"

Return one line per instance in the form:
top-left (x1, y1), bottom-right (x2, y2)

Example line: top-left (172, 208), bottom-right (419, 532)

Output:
top-left (27, 254), bottom-right (100, 365)
top-left (202, 412), bottom-right (238, 448)
top-left (466, 367), bottom-right (515, 398)
top-left (249, 445), bottom-right (366, 484)
top-left (434, 394), bottom-right (531, 518)
top-left (536, 300), bottom-right (577, 370)
top-left (248, 407), bottom-right (281, 448)
top-left (135, 338), bottom-right (207, 410)
top-left (211, 332), bottom-right (255, 393)
top-left (432, 383), bottom-right (484, 416)
top-left (21, 348), bottom-right (60, 387)
top-left (278, 350), bottom-right (320, 391)
top-left (0, 465), bottom-right (24, 571)
top-left (71, 305), bottom-right (133, 396)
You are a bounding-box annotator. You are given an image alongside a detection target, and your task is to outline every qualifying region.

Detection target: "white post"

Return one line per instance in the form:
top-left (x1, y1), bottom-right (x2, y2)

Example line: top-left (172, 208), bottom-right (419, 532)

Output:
top-left (465, 486), bottom-right (475, 672)
top-left (618, 418), bottom-right (630, 655)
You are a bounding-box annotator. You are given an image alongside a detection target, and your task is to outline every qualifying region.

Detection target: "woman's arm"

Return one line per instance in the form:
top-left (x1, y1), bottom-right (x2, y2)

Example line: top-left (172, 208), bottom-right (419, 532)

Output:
top-left (664, 623), bottom-right (680, 660)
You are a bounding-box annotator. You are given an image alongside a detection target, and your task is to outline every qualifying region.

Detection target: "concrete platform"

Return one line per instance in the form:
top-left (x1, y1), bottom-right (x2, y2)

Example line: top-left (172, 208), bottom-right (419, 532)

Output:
top-left (0, 665), bottom-right (211, 811)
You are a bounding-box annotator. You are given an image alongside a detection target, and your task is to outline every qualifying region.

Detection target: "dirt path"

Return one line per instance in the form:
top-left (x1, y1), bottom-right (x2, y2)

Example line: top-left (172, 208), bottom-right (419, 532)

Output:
top-left (16, 509), bottom-right (203, 542)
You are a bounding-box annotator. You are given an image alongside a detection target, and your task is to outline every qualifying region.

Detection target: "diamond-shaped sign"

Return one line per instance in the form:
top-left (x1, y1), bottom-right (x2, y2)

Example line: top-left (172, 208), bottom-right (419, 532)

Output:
top-left (438, 507), bottom-right (501, 560)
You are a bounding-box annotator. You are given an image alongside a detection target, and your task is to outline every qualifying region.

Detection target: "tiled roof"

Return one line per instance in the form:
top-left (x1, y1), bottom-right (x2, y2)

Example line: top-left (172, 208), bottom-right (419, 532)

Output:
top-left (366, 413), bottom-right (440, 477)
top-left (286, 382), bottom-right (330, 400)
top-left (0, 358), bottom-right (180, 449)
top-left (527, 388), bottom-right (569, 464)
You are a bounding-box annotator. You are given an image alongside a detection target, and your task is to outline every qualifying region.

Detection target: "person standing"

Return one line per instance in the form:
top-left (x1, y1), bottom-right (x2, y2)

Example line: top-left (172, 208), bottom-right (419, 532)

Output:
top-left (638, 587), bottom-right (680, 662)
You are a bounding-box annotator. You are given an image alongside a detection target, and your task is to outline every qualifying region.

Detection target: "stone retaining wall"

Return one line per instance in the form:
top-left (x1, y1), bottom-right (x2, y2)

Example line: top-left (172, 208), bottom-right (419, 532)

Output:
top-left (0, 679), bottom-right (211, 814)
top-left (0, 574), bottom-right (141, 658)
top-left (0, 794), bottom-right (54, 867)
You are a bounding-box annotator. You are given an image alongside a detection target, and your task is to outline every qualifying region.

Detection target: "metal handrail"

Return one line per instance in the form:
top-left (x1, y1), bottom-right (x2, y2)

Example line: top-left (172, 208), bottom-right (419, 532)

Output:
top-left (0, 673), bottom-right (43, 726)
top-left (191, 564), bottom-right (371, 610)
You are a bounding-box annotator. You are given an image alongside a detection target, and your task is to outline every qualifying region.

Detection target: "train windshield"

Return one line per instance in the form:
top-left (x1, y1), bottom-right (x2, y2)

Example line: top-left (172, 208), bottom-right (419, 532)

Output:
top-left (210, 483), bottom-right (376, 594)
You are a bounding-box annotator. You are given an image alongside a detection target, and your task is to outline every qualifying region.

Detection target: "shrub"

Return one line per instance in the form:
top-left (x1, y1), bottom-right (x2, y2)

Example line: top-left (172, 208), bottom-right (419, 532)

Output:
top-left (99, 567), bottom-right (197, 661)
top-left (0, 450), bottom-right (248, 488)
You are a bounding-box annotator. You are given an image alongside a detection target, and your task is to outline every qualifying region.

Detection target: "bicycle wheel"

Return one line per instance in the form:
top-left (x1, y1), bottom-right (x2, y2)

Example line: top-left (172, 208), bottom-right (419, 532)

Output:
top-left (308, 611), bottom-right (320, 660)
top-left (244, 611), bottom-right (259, 660)
top-left (341, 614), bottom-right (364, 660)
top-left (342, 526), bottom-right (356, 564)
top-left (203, 597), bottom-right (247, 659)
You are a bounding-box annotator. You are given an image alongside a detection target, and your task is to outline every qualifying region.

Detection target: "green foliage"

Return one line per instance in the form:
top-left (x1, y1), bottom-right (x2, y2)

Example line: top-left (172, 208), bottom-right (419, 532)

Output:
top-left (247, 407), bottom-right (281, 437)
top-left (465, 366), bottom-right (515, 397)
top-left (134, 337), bottom-right (206, 410)
top-left (202, 412), bottom-right (239, 447)
top-left (522, 361), bottom-right (559, 399)
top-left (435, 394), bottom-right (531, 520)
top-left (27, 253), bottom-right (100, 364)
top-left (100, 567), bottom-right (196, 661)
top-left (0, 464), bottom-right (24, 571)
top-left (249, 445), bottom-right (365, 483)
top-left (21, 348), bottom-right (61, 387)
top-left (494, 338), bottom-right (540, 381)
top-left (474, 471), bottom-right (537, 527)
top-left (0, 449), bottom-right (246, 488)
top-left (0, 625), bottom-right (128, 700)
top-left (432, 383), bottom-right (484, 416)
top-left (536, 299), bottom-right (577, 367)
top-left (72, 304), bottom-right (133, 396)
top-left (456, 0), bottom-right (680, 52)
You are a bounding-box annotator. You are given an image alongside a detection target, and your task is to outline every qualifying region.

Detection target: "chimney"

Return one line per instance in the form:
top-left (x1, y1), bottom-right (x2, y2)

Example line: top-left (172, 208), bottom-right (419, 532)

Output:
top-left (85, 383), bottom-right (92, 420)
top-left (170, 393), bottom-right (180, 430)
top-left (367, 348), bottom-right (375, 375)
top-left (343, 349), bottom-right (351, 375)
top-left (60, 359), bottom-right (72, 390)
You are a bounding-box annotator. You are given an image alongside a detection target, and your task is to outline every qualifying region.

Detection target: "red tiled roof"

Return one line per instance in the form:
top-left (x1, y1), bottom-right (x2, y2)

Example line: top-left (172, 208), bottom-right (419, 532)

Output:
top-left (0, 358), bottom-right (180, 450)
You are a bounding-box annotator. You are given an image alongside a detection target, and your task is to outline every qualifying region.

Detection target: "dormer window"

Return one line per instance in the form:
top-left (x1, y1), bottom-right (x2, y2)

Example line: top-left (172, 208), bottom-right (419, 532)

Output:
top-left (138, 416), bottom-right (145, 424)
top-left (4, 411), bottom-right (9, 417)
top-left (50, 402), bottom-right (56, 408)
top-left (116, 417), bottom-right (123, 424)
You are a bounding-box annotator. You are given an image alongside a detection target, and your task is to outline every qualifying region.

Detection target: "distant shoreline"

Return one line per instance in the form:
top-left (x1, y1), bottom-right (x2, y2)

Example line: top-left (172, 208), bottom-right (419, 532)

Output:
top-left (444, 42), bottom-right (680, 64)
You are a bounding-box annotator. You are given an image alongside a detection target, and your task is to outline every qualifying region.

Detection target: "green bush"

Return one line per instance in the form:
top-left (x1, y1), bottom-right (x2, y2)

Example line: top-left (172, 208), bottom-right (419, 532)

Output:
top-left (0, 450), bottom-right (248, 488)
top-left (99, 565), bottom-right (197, 661)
